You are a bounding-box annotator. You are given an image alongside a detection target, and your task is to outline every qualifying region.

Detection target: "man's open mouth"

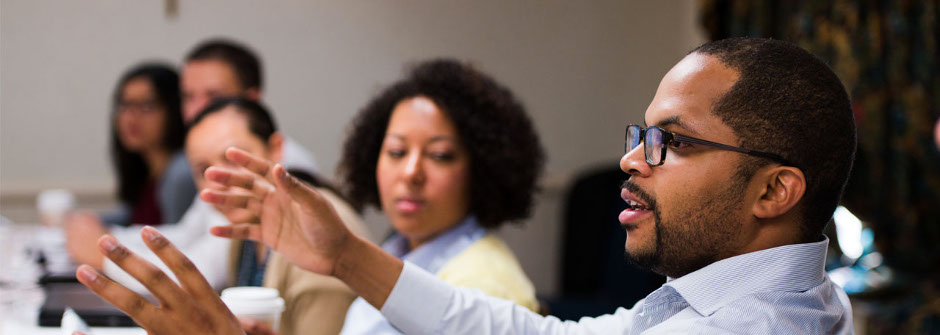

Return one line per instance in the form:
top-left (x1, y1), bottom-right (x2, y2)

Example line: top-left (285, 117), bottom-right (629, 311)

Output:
top-left (625, 199), bottom-right (650, 211)
top-left (621, 187), bottom-right (652, 211)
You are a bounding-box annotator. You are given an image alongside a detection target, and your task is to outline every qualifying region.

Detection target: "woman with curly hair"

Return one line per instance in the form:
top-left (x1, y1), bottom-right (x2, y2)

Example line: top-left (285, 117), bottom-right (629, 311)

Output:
top-left (338, 59), bottom-right (545, 334)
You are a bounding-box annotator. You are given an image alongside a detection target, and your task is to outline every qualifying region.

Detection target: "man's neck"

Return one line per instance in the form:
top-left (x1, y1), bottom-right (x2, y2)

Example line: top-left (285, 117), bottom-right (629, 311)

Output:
top-left (729, 218), bottom-right (806, 259)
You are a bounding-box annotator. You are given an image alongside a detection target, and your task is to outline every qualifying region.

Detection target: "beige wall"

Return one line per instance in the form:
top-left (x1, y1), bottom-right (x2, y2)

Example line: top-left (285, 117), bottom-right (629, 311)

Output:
top-left (0, 0), bottom-right (704, 295)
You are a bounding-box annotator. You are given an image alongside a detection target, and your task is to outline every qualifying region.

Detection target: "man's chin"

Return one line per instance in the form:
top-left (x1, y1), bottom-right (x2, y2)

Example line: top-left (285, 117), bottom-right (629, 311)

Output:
top-left (623, 242), bottom-right (658, 271)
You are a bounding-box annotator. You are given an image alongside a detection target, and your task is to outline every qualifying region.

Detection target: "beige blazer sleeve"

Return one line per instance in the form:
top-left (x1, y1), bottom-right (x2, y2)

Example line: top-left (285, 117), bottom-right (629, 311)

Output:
top-left (263, 253), bottom-right (356, 335)
top-left (262, 187), bottom-right (372, 335)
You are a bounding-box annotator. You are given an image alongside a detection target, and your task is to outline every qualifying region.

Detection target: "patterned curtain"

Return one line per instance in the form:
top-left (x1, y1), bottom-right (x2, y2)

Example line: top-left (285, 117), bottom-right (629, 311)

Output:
top-left (700, 0), bottom-right (940, 332)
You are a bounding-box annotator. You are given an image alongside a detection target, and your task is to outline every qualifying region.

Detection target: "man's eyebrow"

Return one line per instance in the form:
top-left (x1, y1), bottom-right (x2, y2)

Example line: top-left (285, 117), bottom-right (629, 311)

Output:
top-left (654, 115), bottom-right (700, 136)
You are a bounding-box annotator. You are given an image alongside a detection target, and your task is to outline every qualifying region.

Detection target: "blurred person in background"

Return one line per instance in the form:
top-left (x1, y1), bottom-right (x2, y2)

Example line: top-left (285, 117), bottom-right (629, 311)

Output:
top-left (66, 63), bottom-right (196, 268)
top-left (181, 38), bottom-right (319, 173)
top-left (186, 97), bottom-right (370, 335)
top-left (336, 59), bottom-right (544, 334)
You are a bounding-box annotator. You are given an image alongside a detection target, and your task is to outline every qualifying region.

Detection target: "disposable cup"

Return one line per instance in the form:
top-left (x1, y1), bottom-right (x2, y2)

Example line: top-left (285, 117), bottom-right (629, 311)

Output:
top-left (221, 287), bottom-right (285, 331)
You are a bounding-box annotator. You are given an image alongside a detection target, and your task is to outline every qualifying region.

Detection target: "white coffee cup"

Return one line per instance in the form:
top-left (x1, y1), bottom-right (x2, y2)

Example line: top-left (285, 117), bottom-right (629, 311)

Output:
top-left (36, 189), bottom-right (75, 227)
top-left (221, 287), bottom-right (285, 331)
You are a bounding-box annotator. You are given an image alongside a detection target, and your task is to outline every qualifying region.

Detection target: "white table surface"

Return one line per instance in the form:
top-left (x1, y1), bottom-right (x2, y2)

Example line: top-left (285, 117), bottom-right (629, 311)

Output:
top-left (2, 321), bottom-right (146, 335)
top-left (0, 223), bottom-right (144, 335)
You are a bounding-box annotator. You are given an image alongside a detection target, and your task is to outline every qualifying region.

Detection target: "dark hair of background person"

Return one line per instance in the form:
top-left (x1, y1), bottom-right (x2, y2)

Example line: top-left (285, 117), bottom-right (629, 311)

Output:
top-left (110, 63), bottom-right (185, 205)
top-left (187, 97), bottom-right (338, 193)
top-left (338, 58), bottom-right (546, 229)
top-left (185, 38), bottom-right (262, 90)
top-left (691, 37), bottom-right (857, 242)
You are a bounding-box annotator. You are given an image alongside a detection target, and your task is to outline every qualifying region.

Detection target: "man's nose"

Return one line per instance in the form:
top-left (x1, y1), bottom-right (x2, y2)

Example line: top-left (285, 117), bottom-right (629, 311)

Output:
top-left (621, 143), bottom-right (652, 178)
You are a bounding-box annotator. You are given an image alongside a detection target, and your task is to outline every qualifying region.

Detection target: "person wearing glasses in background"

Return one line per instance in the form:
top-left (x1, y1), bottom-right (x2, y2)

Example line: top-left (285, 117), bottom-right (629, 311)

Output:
top-left (74, 37), bottom-right (856, 334)
top-left (65, 63), bottom-right (196, 269)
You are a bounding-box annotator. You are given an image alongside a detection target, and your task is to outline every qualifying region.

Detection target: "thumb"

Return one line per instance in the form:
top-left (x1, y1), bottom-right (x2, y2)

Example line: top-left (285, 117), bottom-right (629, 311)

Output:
top-left (272, 164), bottom-right (324, 207)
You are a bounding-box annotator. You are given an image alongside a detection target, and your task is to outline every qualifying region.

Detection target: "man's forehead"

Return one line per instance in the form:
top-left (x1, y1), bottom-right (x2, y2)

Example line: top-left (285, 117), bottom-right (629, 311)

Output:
top-left (183, 60), bottom-right (241, 88)
top-left (641, 53), bottom-right (739, 137)
top-left (188, 109), bottom-right (251, 143)
top-left (642, 115), bottom-right (703, 137)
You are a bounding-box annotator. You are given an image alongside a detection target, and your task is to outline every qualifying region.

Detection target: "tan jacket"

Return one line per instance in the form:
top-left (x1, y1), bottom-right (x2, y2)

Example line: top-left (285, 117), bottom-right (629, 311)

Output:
top-left (228, 187), bottom-right (371, 335)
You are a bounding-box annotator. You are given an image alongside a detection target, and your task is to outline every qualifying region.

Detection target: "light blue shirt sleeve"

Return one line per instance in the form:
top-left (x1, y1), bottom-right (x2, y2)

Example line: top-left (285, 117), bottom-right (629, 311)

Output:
top-left (379, 237), bottom-right (853, 335)
top-left (381, 262), bottom-right (635, 335)
top-left (341, 217), bottom-right (486, 335)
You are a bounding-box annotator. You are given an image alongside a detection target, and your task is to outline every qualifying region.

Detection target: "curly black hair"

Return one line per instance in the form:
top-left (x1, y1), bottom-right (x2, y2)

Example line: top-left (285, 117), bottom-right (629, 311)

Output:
top-left (339, 59), bottom-right (546, 229)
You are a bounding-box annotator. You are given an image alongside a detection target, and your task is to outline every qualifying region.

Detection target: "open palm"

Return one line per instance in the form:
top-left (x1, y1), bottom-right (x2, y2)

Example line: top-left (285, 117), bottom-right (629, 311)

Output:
top-left (201, 147), bottom-right (352, 276)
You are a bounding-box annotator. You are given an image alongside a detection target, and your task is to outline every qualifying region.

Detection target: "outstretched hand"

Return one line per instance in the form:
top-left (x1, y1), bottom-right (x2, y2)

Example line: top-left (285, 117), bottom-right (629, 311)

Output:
top-left (202, 147), bottom-right (405, 309)
top-left (75, 148), bottom-right (407, 332)
top-left (200, 147), bottom-right (353, 276)
top-left (75, 227), bottom-right (244, 335)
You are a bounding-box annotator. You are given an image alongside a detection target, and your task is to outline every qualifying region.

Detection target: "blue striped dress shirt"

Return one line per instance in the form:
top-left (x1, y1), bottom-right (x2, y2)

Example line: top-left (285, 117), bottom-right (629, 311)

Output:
top-left (381, 236), bottom-right (853, 334)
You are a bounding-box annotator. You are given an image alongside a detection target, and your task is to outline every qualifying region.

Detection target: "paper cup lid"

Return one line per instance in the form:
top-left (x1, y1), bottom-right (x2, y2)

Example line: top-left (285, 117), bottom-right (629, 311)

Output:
top-left (221, 287), bottom-right (285, 315)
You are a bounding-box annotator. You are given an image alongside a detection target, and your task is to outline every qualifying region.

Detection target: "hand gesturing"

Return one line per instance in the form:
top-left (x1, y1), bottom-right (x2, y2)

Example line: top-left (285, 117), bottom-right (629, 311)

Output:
top-left (75, 228), bottom-right (244, 334)
top-left (201, 147), bottom-right (353, 276)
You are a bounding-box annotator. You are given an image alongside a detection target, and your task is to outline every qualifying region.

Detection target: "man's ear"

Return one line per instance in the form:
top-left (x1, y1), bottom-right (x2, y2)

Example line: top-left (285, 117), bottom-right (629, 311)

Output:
top-left (267, 131), bottom-right (284, 163)
top-left (244, 87), bottom-right (262, 102)
top-left (752, 166), bottom-right (806, 220)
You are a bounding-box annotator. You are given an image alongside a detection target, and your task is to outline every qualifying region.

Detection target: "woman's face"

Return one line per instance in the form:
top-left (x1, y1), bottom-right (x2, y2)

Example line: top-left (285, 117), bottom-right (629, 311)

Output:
top-left (116, 77), bottom-right (167, 152)
top-left (377, 96), bottom-right (471, 249)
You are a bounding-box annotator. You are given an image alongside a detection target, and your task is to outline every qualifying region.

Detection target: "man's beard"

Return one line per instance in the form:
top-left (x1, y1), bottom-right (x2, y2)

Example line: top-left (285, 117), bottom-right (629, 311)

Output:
top-left (622, 176), bottom-right (747, 278)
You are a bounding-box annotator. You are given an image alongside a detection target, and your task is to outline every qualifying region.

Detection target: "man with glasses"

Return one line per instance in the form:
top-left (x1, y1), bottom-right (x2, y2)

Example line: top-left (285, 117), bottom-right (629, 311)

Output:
top-left (74, 37), bottom-right (855, 334)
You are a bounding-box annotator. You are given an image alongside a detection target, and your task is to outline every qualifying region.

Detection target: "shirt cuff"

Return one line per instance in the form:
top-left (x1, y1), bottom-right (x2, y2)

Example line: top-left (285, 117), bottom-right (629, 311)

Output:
top-left (381, 261), bottom-right (453, 334)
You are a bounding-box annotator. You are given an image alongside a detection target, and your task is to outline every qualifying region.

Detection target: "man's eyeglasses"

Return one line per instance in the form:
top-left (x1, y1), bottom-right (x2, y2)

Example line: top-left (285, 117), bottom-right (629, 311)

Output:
top-left (625, 124), bottom-right (792, 167)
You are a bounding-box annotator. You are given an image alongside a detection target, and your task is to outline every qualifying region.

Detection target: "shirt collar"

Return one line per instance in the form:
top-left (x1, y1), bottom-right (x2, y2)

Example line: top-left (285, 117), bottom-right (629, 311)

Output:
top-left (665, 236), bottom-right (830, 316)
top-left (382, 216), bottom-right (486, 274)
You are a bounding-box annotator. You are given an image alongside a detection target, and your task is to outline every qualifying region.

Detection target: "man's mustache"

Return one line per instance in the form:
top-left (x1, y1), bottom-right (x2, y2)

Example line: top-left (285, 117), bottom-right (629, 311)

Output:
top-left (621, 180), bottom-right (657, 210)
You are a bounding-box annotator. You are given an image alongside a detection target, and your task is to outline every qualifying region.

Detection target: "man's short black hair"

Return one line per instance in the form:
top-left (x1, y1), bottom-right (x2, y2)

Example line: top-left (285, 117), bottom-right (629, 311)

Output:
top-left (691, 37), bottom-right (857, 241)
top-left (188, 96), bottom-right (276, 141)
top-left (339, 59), bottom-right (546, 228)
top-left (185, 38), bottom-right (262, 91)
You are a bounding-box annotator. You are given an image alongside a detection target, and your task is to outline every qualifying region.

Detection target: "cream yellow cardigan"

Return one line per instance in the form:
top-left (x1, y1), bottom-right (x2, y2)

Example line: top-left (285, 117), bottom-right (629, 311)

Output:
top-left (435, 234), bottom-right (540, 312)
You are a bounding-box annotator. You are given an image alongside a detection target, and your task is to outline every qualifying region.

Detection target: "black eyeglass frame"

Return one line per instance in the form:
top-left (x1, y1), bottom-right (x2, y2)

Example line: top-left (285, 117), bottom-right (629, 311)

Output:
top-left (625, 124), bottom-right (793, 167)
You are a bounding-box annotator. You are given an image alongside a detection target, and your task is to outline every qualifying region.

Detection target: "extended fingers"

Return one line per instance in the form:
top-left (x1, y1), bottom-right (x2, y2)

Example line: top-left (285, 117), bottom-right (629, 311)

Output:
top-left (205, 166), bottom-right (257, 190)
top-left (272, 164), bottom-right (325, 208)
top-left (225, 147), bottom-right (273, 177)
top-left (75, 264), bottom-right (159, 327)
top-left (210, 224), bottom-right (263, 241)
top-left (140, 227), bottom-right (216, 300)
top-left (205, 166), bottom-right (276, 200)
top-left (201, 189), bottom-right (264, 214)
top-left (95, 235), bottom-right (187, 308)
